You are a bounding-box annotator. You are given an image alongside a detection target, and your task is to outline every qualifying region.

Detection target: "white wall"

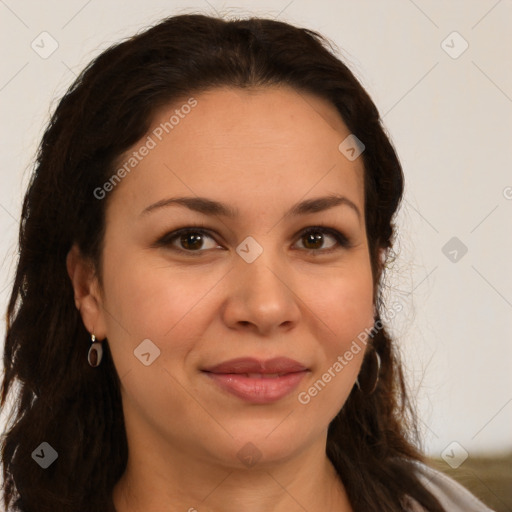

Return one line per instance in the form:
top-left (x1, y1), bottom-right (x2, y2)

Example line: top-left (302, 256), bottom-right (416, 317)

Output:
top-left (1, 0), bottom-right (511, 460)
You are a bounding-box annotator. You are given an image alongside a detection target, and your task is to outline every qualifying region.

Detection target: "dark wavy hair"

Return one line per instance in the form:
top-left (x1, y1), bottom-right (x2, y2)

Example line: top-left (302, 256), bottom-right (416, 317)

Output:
top-left (1, 13), bottom-right (447, 512)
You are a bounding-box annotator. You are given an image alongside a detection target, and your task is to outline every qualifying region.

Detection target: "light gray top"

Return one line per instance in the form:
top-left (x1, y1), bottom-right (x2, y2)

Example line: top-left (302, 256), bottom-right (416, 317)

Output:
top-left (405, 461), bottom-right (496, 511)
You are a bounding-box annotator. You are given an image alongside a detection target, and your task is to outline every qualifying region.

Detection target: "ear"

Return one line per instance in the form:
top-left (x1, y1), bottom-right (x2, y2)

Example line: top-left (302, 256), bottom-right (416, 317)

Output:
top-left (66, 244), bottom-right (108, 340)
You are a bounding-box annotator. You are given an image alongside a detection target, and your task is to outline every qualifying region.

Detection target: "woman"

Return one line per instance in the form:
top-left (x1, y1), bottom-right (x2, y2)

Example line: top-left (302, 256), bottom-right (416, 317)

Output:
top-left (0, 13), bottom-right (494, 512)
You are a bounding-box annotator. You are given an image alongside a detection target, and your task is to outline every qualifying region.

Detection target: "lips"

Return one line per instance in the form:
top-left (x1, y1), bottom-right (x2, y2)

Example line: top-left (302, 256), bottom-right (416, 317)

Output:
top-left (202, 357), bottom-right (309, 404)
top-left (203, 357), bottom-right (308, 375)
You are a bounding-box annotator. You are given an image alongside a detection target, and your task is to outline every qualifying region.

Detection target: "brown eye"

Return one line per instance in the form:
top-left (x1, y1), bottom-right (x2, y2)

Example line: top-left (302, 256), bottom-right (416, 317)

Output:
top-left (154, 227), bottom-right (221, 254)
top-left (295, 226), bottom-right (350, 253)
top-left (300, 231), bottom-right (333, 250)
top-left (179, 232), bottom-right (208, 251)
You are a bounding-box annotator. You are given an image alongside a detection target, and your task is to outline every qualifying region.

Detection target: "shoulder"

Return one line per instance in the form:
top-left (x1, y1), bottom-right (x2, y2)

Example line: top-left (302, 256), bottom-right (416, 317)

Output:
top-left (404, 461), bottom-right (495, 512)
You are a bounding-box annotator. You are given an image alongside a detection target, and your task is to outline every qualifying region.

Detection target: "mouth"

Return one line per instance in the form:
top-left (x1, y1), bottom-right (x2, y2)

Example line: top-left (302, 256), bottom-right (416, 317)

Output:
top-left (202, 357), bottom-right (309, 404)
top-left (224, 372), bottom-right (290, 378)
top-left (202, 356), bottom-right (308, 374)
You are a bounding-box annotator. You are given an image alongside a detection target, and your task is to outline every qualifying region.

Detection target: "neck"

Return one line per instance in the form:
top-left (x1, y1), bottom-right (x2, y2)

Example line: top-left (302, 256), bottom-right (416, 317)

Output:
top-left (112, 434), bottom-right (353, 512)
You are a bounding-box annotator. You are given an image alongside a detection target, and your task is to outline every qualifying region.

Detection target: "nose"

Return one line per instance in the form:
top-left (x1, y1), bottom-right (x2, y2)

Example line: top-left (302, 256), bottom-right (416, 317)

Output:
top-left (221, 248), bottom-right (301, 337)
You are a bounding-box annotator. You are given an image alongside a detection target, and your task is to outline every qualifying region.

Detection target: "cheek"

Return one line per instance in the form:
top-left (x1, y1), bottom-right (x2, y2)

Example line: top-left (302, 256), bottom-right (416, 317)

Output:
top-left (293, 261), bottom-right (374, 416)
top-left (100, 253), bottom-right (234, 389)
top-left (103, 256), bottom-right (208, 339)
top-left (300, 261), bottom-right (375, 349)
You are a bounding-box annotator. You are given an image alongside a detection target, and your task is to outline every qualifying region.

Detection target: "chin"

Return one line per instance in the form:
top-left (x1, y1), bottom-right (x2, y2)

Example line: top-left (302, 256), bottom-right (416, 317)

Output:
top-left (213, 420), bottom-right (315, 469)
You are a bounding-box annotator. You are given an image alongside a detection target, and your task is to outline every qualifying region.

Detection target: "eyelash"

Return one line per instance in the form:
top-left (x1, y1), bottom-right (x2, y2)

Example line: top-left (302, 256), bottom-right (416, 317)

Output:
top-left (153, 223), bottom-right (352, 256)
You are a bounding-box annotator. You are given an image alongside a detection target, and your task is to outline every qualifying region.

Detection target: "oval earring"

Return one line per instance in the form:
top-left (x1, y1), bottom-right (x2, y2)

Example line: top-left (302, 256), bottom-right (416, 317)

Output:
top-left (355, 349), bottom-right (381, 395)
top-left (88, 333), bottom-right (103, 367)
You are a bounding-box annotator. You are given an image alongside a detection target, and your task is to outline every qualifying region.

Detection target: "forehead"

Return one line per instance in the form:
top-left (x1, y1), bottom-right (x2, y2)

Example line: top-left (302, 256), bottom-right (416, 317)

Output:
top-left (106, 85), bottom-right (365, 223)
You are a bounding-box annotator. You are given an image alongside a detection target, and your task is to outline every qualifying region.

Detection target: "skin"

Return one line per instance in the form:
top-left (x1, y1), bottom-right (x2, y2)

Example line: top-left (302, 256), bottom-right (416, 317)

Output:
top-left (67, 85), bottom-right (377, 512)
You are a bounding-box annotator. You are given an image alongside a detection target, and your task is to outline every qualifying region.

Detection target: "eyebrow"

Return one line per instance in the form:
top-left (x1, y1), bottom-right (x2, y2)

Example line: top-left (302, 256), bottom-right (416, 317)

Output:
top-left (140, 193), bottom-right (361, 221)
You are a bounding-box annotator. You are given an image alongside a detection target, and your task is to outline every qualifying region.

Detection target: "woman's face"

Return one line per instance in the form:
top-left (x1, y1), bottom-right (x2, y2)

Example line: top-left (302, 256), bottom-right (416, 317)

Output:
top-left (82, 85), bottom-right (375, 468)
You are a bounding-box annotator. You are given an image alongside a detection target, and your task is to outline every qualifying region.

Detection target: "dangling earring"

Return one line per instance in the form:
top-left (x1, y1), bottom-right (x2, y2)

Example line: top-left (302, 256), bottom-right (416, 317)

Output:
top-left (88, 333), bottom-right (103, 367)
top-left (355, 349), bottom-right (381, 395)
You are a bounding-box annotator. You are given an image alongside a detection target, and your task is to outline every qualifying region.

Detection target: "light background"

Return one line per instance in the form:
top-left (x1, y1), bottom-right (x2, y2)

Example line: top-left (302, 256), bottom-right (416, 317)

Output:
top-left (0, 0), bottom-right (511, 461)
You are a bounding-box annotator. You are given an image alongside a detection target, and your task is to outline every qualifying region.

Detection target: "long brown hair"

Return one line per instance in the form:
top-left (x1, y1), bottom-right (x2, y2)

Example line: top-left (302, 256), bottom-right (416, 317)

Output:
top-left (1, 13), bottom-right (446, 512)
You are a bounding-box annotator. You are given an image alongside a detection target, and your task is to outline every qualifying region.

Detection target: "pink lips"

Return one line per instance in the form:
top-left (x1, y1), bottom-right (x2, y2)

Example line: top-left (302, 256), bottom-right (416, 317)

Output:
top-left (202, 357), bottom-right (309, 404)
